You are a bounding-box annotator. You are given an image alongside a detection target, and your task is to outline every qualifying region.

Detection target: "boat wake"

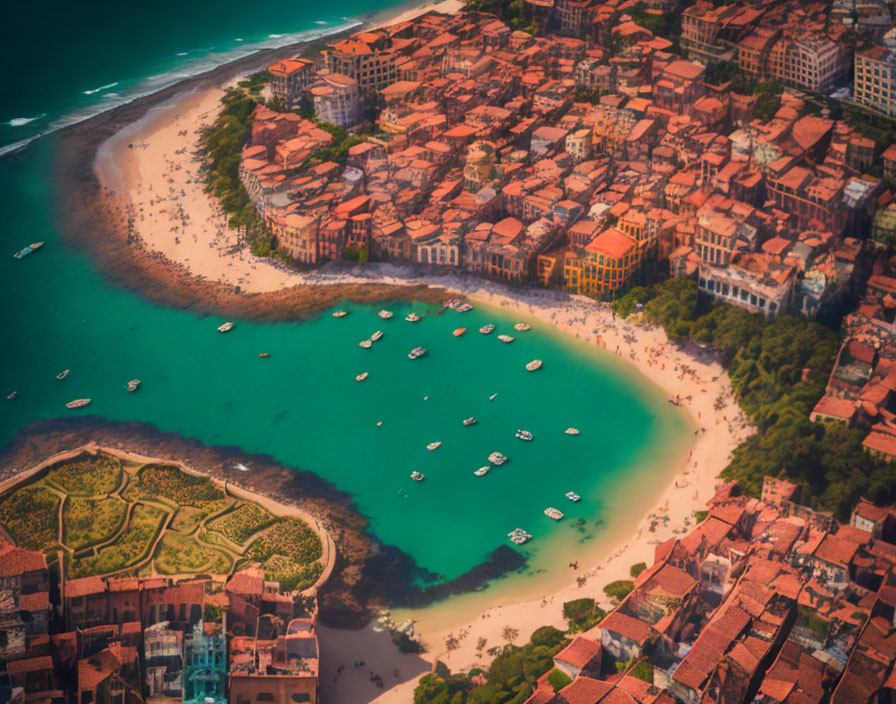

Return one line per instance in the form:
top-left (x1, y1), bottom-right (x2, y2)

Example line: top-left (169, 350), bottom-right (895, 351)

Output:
top-left (0, 19), bottom-right (362, 160)
top-left (83, 82), bottom-right (119, 95)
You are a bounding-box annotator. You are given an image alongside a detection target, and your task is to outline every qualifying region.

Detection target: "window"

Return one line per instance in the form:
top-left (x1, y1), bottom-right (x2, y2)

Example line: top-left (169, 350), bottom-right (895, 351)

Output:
top-left (257, 694), bottom-right (275, 702)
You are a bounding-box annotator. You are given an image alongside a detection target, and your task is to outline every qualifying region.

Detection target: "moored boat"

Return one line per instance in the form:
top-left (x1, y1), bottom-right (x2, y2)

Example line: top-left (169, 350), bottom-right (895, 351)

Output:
top-left (234, 463), bottom-right (250, 472)
top-left (479, 323), bottom-right (495, 334)
top-left (56, 369), bottom-right (70, 380)
top-left (508, 528), bottom-right (532, 545)
top-left (370, 330), bottom-right (383, 342)
top-left (497, 334), bottom-right (515, 343)
top-left (7, 391), bottom-right (17, 400)
top-left (218, 322), bottom-right (234, 333)
top-left (515, 429), bottom-right (533, 441)
top-left (332, 310), bottom-right (348, 318)
top-left (474, 466), bottom-right (490, 477)
top-left (456, 303), bottom-right (474, 313)
top-left (453, 327), bottom-right (466, 337)
top-left (488, 451), bottom-right (507, 465)
top-left (359, 339), bottom-right (372, 349)
top-left (65, 399), bottom-right (91, 409)
top-left (356, 372), bottom-right (369, 381)
top-left (544, 507), bottom-right (564, 521)
top-left (378, 310), bottom-right (393, 319)
top-left (462, 417), bottom-right (477, 426)
top-left (427, 441), bottom-right (442, 451)
top-left (411, 471), bottom-right (425, 482)
top-left (514, 323), bottom-right (531, 331)
top-left (126, 379), bottom-right (141, 392)
top-left (566, 491), bottom-right (581, 502)
top-left (525, 359), bottom-right (543, 371)
top-left (13, 242), bottom-right (44, 260)
top-left (408, 346), bottom-right (427, 359)
top-left (405, 312), bottom-right (422, 322)
top-left (565, 427), bottom-right (580, 436)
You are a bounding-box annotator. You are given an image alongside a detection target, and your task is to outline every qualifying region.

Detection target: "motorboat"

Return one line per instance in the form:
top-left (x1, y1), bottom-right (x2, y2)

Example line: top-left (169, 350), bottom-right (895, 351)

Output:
top-left (462, 417), bottom-right (477, 426)
top-left (489, 393), bottom-right (498, 401)
top-left (453, 328), bottom-right (466, 337)
top-left (408, 346), bottom-right (427, 360)
top-left (515, 429), bottom-right (533, 441)
top-left (233, 463), bottom-right (250, 472)
top-left (405, 312), bottom-right (422, 322)
top-left (126, 379), bottom-right (141, 392)
top-left (508, 528), bottom-right (532, 545)
top-left (359, 339), bottom-right (372, 349)
top-left (7, 391), bottom-right (17, 400)
top-left (427, 441), bottom-right (442, 451)
top-left (13, 242), bottom-right (44, 259)
top-left (371, 330), bottom-right (383, 342)
top-left (411, 471), bottom-right (425, 482)
top-left (479, 323), bottom-right (495, 334)
top-left (259, 352), bottom-right (270, 358)
top-left (488, 451), bottom-right (507, 465)
top-left (474, 466), bottom-right (490, 477)
top-left (566, 491), bottom-right (581, 502)
top-left (525, 359), bottom-right (543, 371)
top-left (378, 310), bottom-right (393, 319)
top-left (497, 334), bottom-right (514, 343)
top-left (65, 399), bottom-right (91, 409)
top-left (56, 369), bottom-right (70, 380)
top-left (218, 322), bottom-right (234, 333)
top-left (544, 507), bottom-right (564, 521)
top-left (565, 428), bottom-right (580, 436)
top-left (514, 323), bottom-right (531, 331)
top-left (356, 372), bottom-right (369, 381)
top-left (456, 303), bottom-right (474, 313)
top-left (332, 310), bottom-right (348, 318)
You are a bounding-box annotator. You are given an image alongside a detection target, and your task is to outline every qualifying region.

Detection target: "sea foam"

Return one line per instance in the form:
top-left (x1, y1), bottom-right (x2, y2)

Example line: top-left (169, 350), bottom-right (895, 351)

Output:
top-left (5, 114), bottom-right (46, 127)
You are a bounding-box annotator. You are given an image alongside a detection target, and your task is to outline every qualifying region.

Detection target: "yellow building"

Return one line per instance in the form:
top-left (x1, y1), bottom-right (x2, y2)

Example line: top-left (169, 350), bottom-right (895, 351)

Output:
top-left (580, 227), bottom-right (640, 295)
top-left (563, 250), bottom-right (584, 293)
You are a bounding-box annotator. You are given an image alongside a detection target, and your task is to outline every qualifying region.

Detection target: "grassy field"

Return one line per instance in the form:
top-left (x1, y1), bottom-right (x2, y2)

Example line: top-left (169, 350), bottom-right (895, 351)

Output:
top-left (45, 452), bottom-right (121, 496)
top-left (208, 503), bottom-right (279, 545)
top-left (155, 531), bottom-right (233, 575)
top-left (64, 497), bottom-right (128, 550)
top-left (0, 485), bottom-right (61, 551)
top-left (125, 463), bottom-right (224, 507)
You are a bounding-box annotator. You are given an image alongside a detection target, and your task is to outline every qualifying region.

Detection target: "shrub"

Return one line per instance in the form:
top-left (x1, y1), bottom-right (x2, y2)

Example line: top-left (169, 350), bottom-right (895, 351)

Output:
top-left (547, 669), bottom-right (572, 692)
top-left (630, 562), bottom-right (647, 578)
top-left (603, 580), bottom-right (634, 602)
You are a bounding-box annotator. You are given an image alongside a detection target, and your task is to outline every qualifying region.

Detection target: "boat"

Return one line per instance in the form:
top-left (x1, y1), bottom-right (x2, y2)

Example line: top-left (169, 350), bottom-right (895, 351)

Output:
top-left (259, 352), bottom-right (270, 358)
top-left (332, 310), bottom-right (348, 318)
top-left (126, 379), bottom-right (141, 392)
top-left (488, 451), bottom-right (507, 465)
top-left (370, 330), bottom-right (383, 342)
top-left (544, 507), bottom-right (565, 521)
top-left (356, 372), bottom-right (369, 381)
top-left (525, 359), bottom-right (543, 372)
top-left (218, 322), bottom-right (234, 333)
top-left (565, 427), bottom-right (580, 436)
top-left (405, 312), bottom-right (422, 322)
top-left (56, 369), bottom-right (70, 380)
top-left (453, 327), bottom-right (467, 337)
top-left (508, 528), bottom-right (532, 545)
top-left (497, 334), bottom-right (515, 343)
top-left (411, 471), bottom-right (425, 482)
top-left (359, 339), bottom-right (372, 349)
top-left (13, 242), bottom-right (44, 260)
top-left (566, 491), bottom-right (581, 503)
top-left (378, 310), bottom-right (394, 319)
top-left (474, 466), bottom-right (490, 477)
top-left (489, 393), bottom-right (498, 401)
top-left (479, 323), bottom-right (495, 334)
top-left (7, 391), bottom-right (17, 400)
top-left (233, 463), bottom-right (250, 472)
top-left (514, 323), bottom-right (531, 331)
top-left (462, 417), bottom-right (477, 426)
top-left (65, 399), bottom-right (91, 409)
top-left (445, 299), bottom-right (462, 310)
top-left (427, 441), bottom-right (442, 451)
top-left (456, 303), bottom-right (474, 313)
top-left (515, 429), bottom-right (534, 441)
top-left (408, 346), bottom-right (427, 360)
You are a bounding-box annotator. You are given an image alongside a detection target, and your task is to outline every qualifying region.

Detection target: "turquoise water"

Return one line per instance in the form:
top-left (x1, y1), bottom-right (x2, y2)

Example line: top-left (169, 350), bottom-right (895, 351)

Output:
top-left (0, 140), bottom-right (688, 584)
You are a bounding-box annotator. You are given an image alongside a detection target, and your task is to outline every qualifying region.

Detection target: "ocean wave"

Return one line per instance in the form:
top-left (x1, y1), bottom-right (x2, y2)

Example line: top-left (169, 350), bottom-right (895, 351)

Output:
top-left (5, 114), bottom-right (46, 127)
top-left (83, 82), bottom-right (119, 96)
top-left (0, 19), bottom-right (362, 159)
top-left (235, 38), bottom-right (244, 41)
top-left (176, 51), bottom-right (189, 56)
top-left (268, 33), bottom-right (284, 38)
top-left (315, 20), bottom-right (328, 24)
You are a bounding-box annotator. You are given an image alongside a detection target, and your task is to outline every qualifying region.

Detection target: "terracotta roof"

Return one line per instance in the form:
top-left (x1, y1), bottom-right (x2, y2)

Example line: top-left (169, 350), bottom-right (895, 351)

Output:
top-left (0, 545), bottom-right (46, 577)
top-left (66, 576), bottom-right (106, 598)
top-left (558, 676), bottom-right (615, 704)
top-left (585, 227), bottom-right (635, 259)
top-left (598, 611), bottom-right (653, 644)
top-left (555, 636), bottom-right (601, 669)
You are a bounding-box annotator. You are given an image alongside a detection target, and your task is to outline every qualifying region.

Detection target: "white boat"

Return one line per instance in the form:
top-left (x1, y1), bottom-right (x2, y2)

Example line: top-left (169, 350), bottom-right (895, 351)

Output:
top-left (356, 372), bottom-right (369, 381)
top-left (488, 451), bottom-right (507, 465)
top-left (408, 346), bottom-right (427, 360)
top-left (456, 303), bottom-right (474, 313)
top-left (544, 507), bottom-right (564, 521)
top-left (508, 528), bottom-right (532, 545)
top-left (332, 310), bottom-right (348, 318)
top-left (565, 427), bottom-right (580, 436)
top-left (526, 359), bottom-right (543, 372)
top-left (218, 322), bottom-right (234, 333)
top-left (566, 491), bottom-right (581, 502)
top-left (370, 330), bottom-right (383, 342)
top-left (427, 441), bottom-right (442, 451)
top-left (359, 339), bottom-right (372, 349)
top-left (497, 334), bottom-right (515, 343)
top-left (514, 323), bottom-right (531, 331)
top-left (56, 369), bottom-right (70, 380)
top-left (489, 393), bottom-right (498, 401)
top-left (479, 323), bottom-right (495, 334)
top-left (515, 429), bottom-right (533, 441)
top-left (65, 399), bottom-right (91, 409)
top-left (13, 242), bottom-right (44, 260)
top-left (406, 312), bottom-right (422, 322)
top-left (462, 417), bottom-right (477, 426)
top-left (126, 379), bottom-right (141, 392)
top-left (378, 310), bottom-right (394, 319)
top-left (474, 466), bottom-right (490, 477)
top-left (233, 463), bottom-right (250, 472)
top-left (411, 471), bottom-right (425, 482)
top-left (7, 391), bottom-right (17, 400)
